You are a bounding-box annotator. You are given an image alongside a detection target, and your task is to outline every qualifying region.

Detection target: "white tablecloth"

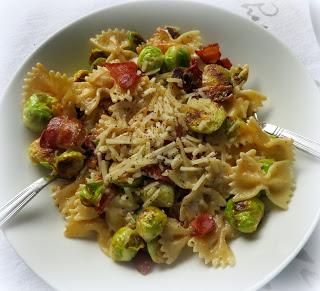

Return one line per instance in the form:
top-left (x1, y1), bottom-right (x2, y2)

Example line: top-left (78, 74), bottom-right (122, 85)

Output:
top-left (0, 0), bottom-right (319, 290)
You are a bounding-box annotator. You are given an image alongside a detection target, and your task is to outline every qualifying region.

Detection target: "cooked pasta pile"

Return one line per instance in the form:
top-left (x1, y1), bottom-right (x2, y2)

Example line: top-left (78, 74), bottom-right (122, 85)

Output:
top-left (22, 26), bottom-right (294, 271)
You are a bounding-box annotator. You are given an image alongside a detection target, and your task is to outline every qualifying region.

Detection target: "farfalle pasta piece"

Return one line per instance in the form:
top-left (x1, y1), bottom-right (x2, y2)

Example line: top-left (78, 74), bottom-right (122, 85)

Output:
top-left (159, 218), bottom-right (191, 264)
top-left (63, 82), bottom-right (99, 115)
top-left (65, 194), bottom-right (99, 221)
top-left (138, 27), bottom-right (201, 53)
top-left (23, 63), bottom-right (73, 104)
top-left (86, 66), bottom-right (114, 88)
top-left (235, 89), bottom-right (266, 115)
top-left (90, 28), bottom-right (136, 62)
top-left (188, 213), bottom-right (236, 267)
top-left (230, 149), bottom-right (294, 209)
top-left (64, 218), bottom-right (112, 256)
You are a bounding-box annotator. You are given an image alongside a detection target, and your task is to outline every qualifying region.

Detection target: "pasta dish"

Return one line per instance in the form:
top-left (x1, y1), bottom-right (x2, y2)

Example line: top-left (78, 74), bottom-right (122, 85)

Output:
top-left (21, 26), bottom-right (294, 273)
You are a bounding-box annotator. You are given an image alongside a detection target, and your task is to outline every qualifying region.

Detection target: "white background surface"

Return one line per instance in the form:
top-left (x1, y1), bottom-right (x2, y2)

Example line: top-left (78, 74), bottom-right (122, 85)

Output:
top-left (0, 0), bottom-right (319, 290)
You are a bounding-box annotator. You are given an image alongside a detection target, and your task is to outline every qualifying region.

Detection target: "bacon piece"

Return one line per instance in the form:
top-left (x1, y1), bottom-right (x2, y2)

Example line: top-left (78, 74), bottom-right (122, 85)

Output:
top-left (40, 116), bottom-right (85, 150)
top-left (133, 251), bottom-right (153, 275)
top-left (191, 213), bottom-right (216, 236)
top-left (95, 186), bottom-right (116, 214)
top-left (196, 43), bottom-right (221, 64)
top-left (104, 62), bottom-right (140, 91)
top-left (142, 164), bottom-right (171, 183)
top-left (217, 57), bottom-right (232, 69)
top-left (172, 62), bottom-right (202, 93)
top-left (202, 85), bottom-right (233, 103)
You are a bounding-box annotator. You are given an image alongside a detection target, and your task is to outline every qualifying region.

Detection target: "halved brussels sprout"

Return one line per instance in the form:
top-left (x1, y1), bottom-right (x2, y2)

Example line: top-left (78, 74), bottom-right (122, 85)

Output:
top-left (89, 48), bottom-right (109, 65)
top-left (258, 158), bottom-right (274, 174)
top-left (79, 180), bottom-right (104, 207)
top-left (23, 93), bottom-right (57, 133)
top-left (127, 31), bottom-right (145, 52)
top-left (55, 150), bottom-right (85, 179)
top-left (164, 46), bottom-right (190, 71)
top-left (230, 65), bottom-right (249, 87)
top-left (136, 206), bottom-right (167, 242)
top-left (202, 64), bottom-right (231, 87)
top-left (186, 98), bottom-right (227, 134)
top-left (141, 183), bottom-right (175, 208)
top-left (137, 46), bottom-right (164, 74)
top-left (73, 69), bottom-right (89, 82)
top-left (91, 57), bottom-right (107, 70)
top-left (147, 237), bottom-right (165, 263)
top-left (224, 197), bottom-right (264, 233)
top-left (110, 226), bottom-right (144, 261)
top-left (28, 138), bottom-right (55, 170)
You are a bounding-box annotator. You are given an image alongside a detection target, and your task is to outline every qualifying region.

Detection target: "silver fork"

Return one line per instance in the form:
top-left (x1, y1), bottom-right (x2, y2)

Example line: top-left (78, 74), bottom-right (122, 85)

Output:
top-left (254, 113), bottom-right (320, 159)
top-left (0, 176), bottom-right (56, 227)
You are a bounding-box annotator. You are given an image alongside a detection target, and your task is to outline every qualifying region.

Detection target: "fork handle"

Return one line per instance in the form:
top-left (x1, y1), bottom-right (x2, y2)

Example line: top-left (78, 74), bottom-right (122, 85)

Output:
top-left (263, 123), bottom-right (320, 159)
top-left (0, 176), bottom-right (54, 227)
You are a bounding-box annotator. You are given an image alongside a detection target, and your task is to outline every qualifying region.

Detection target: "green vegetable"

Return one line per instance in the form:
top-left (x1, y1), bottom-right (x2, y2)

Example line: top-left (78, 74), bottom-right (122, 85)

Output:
top-left (164, 46), bottom-right (190, 71)
top-left (23, 93), bottom-right (57, 133)
top-left (224, 197), bottom-right (264, 233)
top-left (110, 226), bottom-right (144, 261)
top-left (225, 118), bottom-right (247, 138)
top-left (147, 238), bottom-right (165, 263)
top-left (112, 176), bottom-right (144, 188)
top-left (28, 138), bottom-right (55, 170)
top-left (137, 46), bottom-right (164, 74)
top-left (202, 64), bottom-right (231, 87)
top-left (89, 48), bottom-right (109, 65)
top-left (258, 158), bottom-right (274, 174)
top-left (136, 206), bottom-right (167, 242)
top-left (127, 31), bottom-right (145, 52)
top-left (91, 57), bottom-right (107, 70)
top-left (73, 69), bottom-right (89, 82)
top-left (79, 180), bottom-right (104, 207)
top-left (55, 150), bottom-right (85, 179)
top-left (141, 183), bottom-right (175, 208)
top-left (186, 98), bottom-right (227, 134)
top-left (230, 65), bottom-right (249, 87)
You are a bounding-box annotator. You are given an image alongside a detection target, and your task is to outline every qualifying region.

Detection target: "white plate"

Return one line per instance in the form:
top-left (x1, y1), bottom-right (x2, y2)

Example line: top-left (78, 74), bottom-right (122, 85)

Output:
top-left (1, 1), bottom-right (320, 290)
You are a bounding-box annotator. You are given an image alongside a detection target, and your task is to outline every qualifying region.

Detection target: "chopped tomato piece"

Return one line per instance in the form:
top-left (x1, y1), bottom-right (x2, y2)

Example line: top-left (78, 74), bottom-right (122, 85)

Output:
top-left (217, 57), bottom-right (233, 69)
top-left (191, 213), bottom-right (216, 236)
top-left (104, 62), bottom-right (140, 90)
top-left (40, 116), bottom-right (85, 150)
top-left (196, 43), bottom-right (221, 64)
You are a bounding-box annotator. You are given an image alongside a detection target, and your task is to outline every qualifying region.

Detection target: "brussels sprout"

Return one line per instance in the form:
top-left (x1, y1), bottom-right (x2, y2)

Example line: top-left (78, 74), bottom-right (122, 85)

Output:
top-left (91, 57), bottom-right (107, 70)
top-left (147, 238), bottom-right (165, 263)
top-left (28, 138), bottom-right (55, 170)
top-left (164, 46), bottom-right (190, 71)
top-left (202, 64), bottom-right (231, 87)
top-left (55, 150), bottom-right (85, 179)
top-left (258, 158), bottom-right (274, 174)
top-left (23, 93), bottom-right (57, 133)
top-left (136, 206), bottom-right (167, 242)
top-left (126, 31), bottom-right (145, 52)
top-left (73, 69), bottom-right (89, 82)
top-left (141, 183), bottom-right (175, 208)
top-left (224, 197), bottom-right (264, 233)
top-left (79, 180), bottom-right (104, 207)
top-left (110, 226), bottom-right (144, 261)
top-left (186, 98), bottom-right (227, 134)
top-left (137, 46), bottom-right (164, 74)
top-left (89, 48), bottom-right (109, 65)
top-left (112, 176), bottom-right (144, 188)
top-left (230, 65), bottom-right (249, 87)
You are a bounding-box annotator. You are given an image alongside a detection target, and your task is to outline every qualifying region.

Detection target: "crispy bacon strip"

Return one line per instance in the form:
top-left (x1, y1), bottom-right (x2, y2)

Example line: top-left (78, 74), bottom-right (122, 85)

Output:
top-left (217, 57), bottom-right (232, 69)
top-left (172, 62), bottom-right (202, 93)
top-left (40, 116), bottom-right (85, 150)
top-left (196, 43), bottom-right (221, 64)
top-left (104, 62), bottom-right (140, 90)
top-left (133, 251), bottom-right (153, 275)
top-left (191, 213), bottom-right (216, 236)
